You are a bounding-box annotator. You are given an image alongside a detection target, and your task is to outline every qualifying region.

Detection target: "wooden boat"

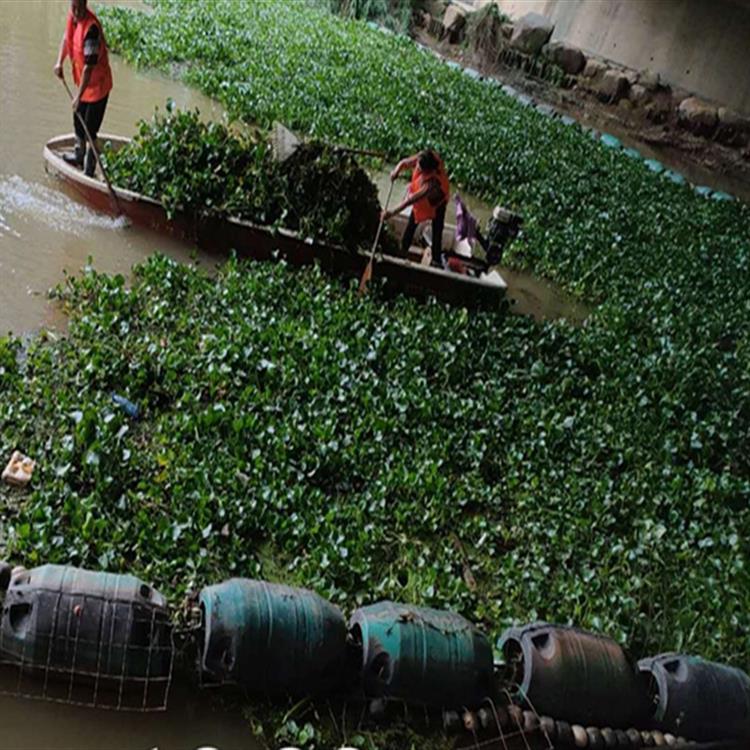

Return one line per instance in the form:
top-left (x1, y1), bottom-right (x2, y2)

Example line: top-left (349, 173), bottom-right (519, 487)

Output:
top-left (43, 134), bottom-right (507, 308)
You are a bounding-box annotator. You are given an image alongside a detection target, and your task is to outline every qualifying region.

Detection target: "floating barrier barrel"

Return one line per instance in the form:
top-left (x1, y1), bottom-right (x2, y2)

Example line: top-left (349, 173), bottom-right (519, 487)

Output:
top-left (199, 579), bottom-right (347, 696)
top-left (0, 564), bottom-right (172, 710)
top-left (638, 654), bottom-right (750, 742)
top-left (644, 159), bottom-right (665, 174)
top-left (600, 133), bottom-right (622, 150)
top-left (499, 623), bottom-right (648, 728)
top-left (348, 601), bottom-right (493, 709)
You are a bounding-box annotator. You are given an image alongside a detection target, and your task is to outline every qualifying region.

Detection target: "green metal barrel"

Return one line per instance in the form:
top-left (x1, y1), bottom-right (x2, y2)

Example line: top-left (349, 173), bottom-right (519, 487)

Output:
top-left (0, 564), bottom-right (172, 697)
top-left (639, 653), bottom-right (750, 741)
top-left (348, 601), bottom-right (494, 709)
top-left (199, 578), bottom-right (347, 696)
top-left (499, 622), bottom-right (649, 728)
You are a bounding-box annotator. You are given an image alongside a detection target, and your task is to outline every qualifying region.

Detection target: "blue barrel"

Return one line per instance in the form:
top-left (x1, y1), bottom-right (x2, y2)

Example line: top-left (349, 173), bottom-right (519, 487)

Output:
top-left (498, 622), bottom-right (649, 728)
top-left (638, 654), bottom-right (750, 741)
top-left (0, 564), bottom-right (172, 704)
top-left (348, 601), bottom-right (493, 709)
top-left (199, 579), bottom-right (347, 696)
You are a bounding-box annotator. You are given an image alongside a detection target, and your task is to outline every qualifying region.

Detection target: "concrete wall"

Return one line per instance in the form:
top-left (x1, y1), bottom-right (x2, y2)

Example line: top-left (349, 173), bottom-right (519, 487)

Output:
top-left (487, 0), bottom-right (750, 116)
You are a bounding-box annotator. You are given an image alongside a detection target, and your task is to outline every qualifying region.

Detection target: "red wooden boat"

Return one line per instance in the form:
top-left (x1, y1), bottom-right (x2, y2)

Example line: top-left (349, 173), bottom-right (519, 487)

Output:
top-left (43, 134), bottom-right (508, 308)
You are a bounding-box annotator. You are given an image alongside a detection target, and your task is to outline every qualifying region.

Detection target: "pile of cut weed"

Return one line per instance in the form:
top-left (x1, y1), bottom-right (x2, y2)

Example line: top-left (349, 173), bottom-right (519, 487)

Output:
top-left (105, 106), bottom-right (384, 251)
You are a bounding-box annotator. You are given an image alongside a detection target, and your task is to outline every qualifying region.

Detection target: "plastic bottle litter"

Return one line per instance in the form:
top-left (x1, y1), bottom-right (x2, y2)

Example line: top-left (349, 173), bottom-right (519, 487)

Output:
top-left (112, 393), bottom-right (140, 419)
top-left (711, 190), bottom-right (735, 202)
top-left (600, 133), bottom-right (622, 149)
top-left (644, 158), bottom-right (665, 174)
top-left (664, 170), bottom-right (687, 185)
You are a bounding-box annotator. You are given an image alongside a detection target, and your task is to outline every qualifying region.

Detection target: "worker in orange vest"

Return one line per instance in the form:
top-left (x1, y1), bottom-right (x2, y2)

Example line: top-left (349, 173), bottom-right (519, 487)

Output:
top-left (53, 0), bottom-right (113, 177)
top-left (382, 149), bottom-right (451, 268)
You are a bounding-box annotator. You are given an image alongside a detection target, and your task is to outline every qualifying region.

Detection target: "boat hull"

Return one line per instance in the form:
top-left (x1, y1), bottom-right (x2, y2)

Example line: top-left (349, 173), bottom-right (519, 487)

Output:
top-left (43, 134), bottom-right (507, 308)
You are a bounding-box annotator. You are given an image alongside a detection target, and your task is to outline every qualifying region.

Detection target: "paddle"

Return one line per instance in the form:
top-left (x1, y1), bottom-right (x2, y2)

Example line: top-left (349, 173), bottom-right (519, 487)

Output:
top-left (60, 77), bottom-right (124, 218)
top-left (359, 180), bottom-right (394, 295)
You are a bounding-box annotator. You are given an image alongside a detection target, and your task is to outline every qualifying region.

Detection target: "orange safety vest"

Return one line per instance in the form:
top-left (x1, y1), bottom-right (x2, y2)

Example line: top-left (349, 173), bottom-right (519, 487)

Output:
top-left (410, 156), bottom-right (450, 224)
top-left (65, 9), bottom-right (113, 104)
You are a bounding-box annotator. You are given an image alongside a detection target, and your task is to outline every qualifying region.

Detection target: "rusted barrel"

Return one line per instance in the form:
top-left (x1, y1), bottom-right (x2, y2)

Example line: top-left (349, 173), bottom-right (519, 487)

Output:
top-left (638, 654), bottom-right (750, 741)
top-left (498, 623), bottom-right (648, 727)
top-left (199, 579), bottom-right (347, 696)
top-left (348, 601), bottom-right (493, 709)
top-left (0, 564), bottom-right (172, 708)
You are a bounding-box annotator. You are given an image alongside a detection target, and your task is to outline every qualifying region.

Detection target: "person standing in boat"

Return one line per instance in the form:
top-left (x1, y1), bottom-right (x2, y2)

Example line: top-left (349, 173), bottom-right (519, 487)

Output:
top-left (53, 0), bottom-right (113, 178)
top-left (382, 149), bottom-right (450, 268)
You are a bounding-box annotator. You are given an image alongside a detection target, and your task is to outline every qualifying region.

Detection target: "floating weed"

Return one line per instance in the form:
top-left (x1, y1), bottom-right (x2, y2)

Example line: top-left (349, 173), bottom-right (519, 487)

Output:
top-left (0, 254), bottom-right (748, 674)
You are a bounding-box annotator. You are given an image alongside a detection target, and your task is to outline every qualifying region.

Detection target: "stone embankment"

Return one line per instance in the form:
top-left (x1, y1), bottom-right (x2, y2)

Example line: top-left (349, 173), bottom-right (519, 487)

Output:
top-left (416, 4), bottom-right (750, 151)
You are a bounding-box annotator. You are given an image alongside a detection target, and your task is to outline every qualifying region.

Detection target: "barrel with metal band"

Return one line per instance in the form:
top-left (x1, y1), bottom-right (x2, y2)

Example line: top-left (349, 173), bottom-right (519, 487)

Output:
top-left (499, 622), bottom-right (649, 728)
top-left (638, 653), bottom-right (750, 742)
top-left (0, 564), bottom-right (172, 709)
top-left (349, 600), bottom-right (493, 709)
top-left (199, 578), bottom-right (348, 696)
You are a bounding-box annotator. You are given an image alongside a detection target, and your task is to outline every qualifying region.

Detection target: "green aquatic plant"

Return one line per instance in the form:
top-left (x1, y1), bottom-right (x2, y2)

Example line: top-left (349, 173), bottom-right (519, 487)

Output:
top-left (1, 0), bottom-right (745, 683)
top-left (104, 106), bottom-right (383, 251)
top-left (1, 254), bottom-right (749, 674)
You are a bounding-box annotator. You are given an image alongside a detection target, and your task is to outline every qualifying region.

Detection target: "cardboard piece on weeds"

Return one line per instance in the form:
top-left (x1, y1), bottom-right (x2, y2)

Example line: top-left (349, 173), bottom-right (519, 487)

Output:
top-left (271, 121), bottom-right (302, 162)
top-left (2, 451), bottom-right (35, 487)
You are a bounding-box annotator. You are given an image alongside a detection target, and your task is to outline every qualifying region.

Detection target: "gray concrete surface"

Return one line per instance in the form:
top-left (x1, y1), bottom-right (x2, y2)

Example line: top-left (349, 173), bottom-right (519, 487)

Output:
top-left (460, 0), bottom-right (750, 116)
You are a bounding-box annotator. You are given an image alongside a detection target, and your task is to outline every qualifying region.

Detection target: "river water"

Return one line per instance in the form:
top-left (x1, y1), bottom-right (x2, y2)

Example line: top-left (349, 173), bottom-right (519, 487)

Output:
top-left (0, 0), bottom-right (223, 336)
top-left (0, 0), bottom-right (586, 336)
top-left (0, 2), bottom-right (263, 747)
top-left (0, 676), bottom-right (258, 750)
top-left (0, 1), bottom-right (587, 740)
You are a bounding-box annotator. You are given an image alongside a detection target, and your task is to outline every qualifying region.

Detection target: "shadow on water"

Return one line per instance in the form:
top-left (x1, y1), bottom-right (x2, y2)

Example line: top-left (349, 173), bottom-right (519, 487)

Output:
top-left (499, 267), bottom-right (590, 324)
top-left (0, 668), bottom-right (258, 750)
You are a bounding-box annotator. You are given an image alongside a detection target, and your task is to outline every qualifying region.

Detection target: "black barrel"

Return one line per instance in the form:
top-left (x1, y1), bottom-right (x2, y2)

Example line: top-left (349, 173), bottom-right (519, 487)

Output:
top-left (638, 654), bottom-right (750, 741)
top-left (499, 622), bottom-right (649, 728)
top-left (0, 564), bottom-right (172, 708)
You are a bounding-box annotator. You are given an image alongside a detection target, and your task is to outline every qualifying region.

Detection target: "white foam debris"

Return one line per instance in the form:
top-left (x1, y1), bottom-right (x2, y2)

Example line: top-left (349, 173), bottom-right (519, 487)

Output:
top-left (111, 214), bottom-right (132, 229)
top-left (0, 175), bottom-right (126, 236)
top-left (0, 209), bottom-right (21, 238)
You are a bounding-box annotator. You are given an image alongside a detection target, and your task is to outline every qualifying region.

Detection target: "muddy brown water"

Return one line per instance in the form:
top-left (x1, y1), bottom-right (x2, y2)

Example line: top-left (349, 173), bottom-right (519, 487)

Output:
top-left (0, 2), bottom-right (260, 747)
top-left (0, 2), bottom-right (586, 740)
top-left (369, 176), bottom-right (590, 324)
top-left (0, 674), bottom-right (259, 750)
top-left (0, 0), bottom-right (584, 337)
top-left (0, 0), bottom-right (221, 337)
top-left (0, 2), bottom-right (583, 746)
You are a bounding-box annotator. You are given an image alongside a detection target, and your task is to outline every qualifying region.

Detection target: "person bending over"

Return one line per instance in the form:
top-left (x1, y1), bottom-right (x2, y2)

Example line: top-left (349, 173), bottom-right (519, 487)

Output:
top-left (382, 150), bottom-right (450, 268)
